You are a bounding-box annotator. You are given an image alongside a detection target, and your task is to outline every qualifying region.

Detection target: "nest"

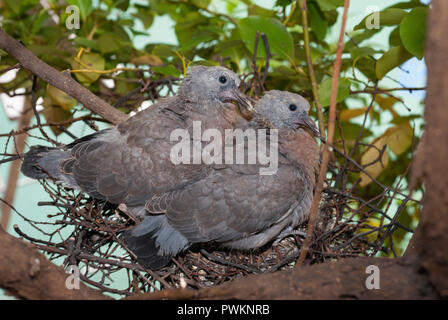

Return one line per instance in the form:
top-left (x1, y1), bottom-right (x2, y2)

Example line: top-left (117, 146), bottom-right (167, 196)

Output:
top-left (1, 70), bottom-right (416, 297)
top-left (9, 170), bottom-right (404, 297)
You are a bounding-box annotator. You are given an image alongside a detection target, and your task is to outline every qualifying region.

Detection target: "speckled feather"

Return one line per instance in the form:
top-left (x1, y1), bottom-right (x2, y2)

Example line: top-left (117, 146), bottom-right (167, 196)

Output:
top-left (140, 90), bottom-right (320, 267)
top-left (22, 66), bottom-right (248, 215)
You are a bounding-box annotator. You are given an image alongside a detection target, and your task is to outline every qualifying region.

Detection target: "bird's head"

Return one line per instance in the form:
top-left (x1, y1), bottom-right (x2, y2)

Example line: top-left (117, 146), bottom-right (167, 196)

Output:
top-left (255, 90), bottom-right (318, 135)
top-left (179, 66), bottom-right (253, 113)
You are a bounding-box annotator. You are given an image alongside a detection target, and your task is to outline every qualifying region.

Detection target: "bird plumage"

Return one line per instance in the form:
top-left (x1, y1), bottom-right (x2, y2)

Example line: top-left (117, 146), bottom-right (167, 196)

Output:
top-left (126, 90), bottom-right (320, 269)
top-left (21, 66), bottom-right (252, 219)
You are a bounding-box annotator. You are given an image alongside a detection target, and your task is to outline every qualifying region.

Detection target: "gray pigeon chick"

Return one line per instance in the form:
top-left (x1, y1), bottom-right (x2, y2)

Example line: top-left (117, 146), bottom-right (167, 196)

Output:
top-left (21, 66), bottom-right (253, 224)
top-left (124, 90), bottom-right (320, 269)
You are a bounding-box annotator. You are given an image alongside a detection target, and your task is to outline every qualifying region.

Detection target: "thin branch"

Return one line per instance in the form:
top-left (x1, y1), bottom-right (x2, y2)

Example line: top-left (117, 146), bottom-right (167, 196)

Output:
top-left (0, 99), bottom-right (33, 229)
top-left (0, 63), bottom-right (21, 75)
top-left (0, 28), bottom-right (128, 124)
top-left (298, 0), bottom-right (325, 135)
top-left (260, 33), bottom-right (272, 88)
top-left (296, 0), bottom-right (350, 267)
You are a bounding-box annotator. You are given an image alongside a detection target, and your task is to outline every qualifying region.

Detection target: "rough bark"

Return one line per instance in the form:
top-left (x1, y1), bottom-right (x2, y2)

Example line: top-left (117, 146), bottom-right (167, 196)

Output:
top-left (0, 227), bottom-right (109, 299)
top-left (128, 257), bottom-right (437, 300)
top-left (0, 28), bottom-right (128, 125)
top-left (413, 0), bottom-right (448, 297)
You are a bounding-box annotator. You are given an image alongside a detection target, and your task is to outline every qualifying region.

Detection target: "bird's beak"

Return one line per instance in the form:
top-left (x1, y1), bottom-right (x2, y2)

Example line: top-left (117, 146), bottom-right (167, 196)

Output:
top-left (297, 113), bottom-right (319, 136)
top-left (220, 89), bottom-right (254, 114)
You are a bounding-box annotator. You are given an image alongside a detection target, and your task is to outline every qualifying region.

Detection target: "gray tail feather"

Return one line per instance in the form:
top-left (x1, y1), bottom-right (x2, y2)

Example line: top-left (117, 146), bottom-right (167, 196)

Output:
top-left (122, 214), bottom-right (189, 270)
top-left (21, 145), bottom-right (73, 184)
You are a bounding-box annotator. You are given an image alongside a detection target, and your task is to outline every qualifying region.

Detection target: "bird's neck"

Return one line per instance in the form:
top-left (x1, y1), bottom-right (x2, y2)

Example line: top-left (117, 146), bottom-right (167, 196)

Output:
top-left (279, 129), bottom-right (320, 181)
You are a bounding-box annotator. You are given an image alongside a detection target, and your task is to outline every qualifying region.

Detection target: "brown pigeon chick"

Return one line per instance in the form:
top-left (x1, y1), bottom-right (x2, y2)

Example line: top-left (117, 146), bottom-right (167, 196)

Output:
top-left (21, 66), bottom-right (253, 224)
top-left (124, 90), bottom-right (320, 269)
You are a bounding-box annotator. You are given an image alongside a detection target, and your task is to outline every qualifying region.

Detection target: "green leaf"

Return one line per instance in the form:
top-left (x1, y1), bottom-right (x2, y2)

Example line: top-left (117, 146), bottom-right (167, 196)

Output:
top-left (357, 217), bottom-right (381, 242)
top-left (191, 60), bottom-right (220, 67)
top-left (115, 0), bottom-right (130, 11)
top-left (308, 2), bottom-right (328, 41)
top-left (237, 16), bottom-right (294, 60)
top-left (354, 8), bottom-right (408, 30)
top-left (318, 77), bottom-right (351, 107)
top-left (247, 4), bottom-right (276, 17)
top-left (336, 122), bottom-right (372, 141)
top-left (350, 46), bottom-right (378, 65)
top-left (389, 26), bottom-right (401, 47)
top-left (42, 98), bottom-right (73, 136)
top-left (152, 65), bottom-right (181, 77)
top-left (97, 33), bottom-right (122, 54)
top-left (226, 0), bottom-right (239, 13)
top-left (5, 0), bottom-right (20, 15)
top-left (391, 114), bottom-right (421, 125)
top-left (273, 65), bottom-right (296, 77)
top-left (349, 47), bottom-right (381, 81)
top-left (345, 29), bottom-right (380, 50)
top-left (316, 0), bottom-right (344, 11)
top-left (31, 9), bottom-right (50, 35)
top-left (386, 123), bottom-right (413, 155)
top-left (360, 136), bottom-right (389, 187)
top-left (191, 0), bottom-right (211, 9)
top-left (134, 9), bottom-right (154, 29)
top-left (399, 7), bottom-right (427, 59)
top-left (340, 107), bottom-right (368, 121)
top-left (70, 52), bottom-right (105, 85)
top-left (46, 84), bottom-right (77, 111)
top-left (130, 52), bottom-right (163, 66)
top-left (375, 46), bottom-right (412, 79)
top-left (389, 0), bottom-right (426, 10)
top-left (66, 0), bottom-right (93, 22)
top-left (152, 44), bottom-right (175, 58)
top-left (74, 37), bottom-right (99, 51)
top-left (180, 34), bottom-right (216, 51)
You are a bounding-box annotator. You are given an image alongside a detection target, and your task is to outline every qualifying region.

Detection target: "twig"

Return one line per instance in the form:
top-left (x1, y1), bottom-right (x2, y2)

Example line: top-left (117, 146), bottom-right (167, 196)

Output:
top-left (199, 249), bottom-right (260, 274)
top-left (298, 0), bottom-right (325, 135)
top-left (30, 75), bottom-right (62, 147)
top-left (252, 31), bottom-right (263, 96)
top-left (260, 33), bottom-right (271, 88)
top-left (296, 0), bottom-right (350, 267)
top-left (0, 99), bottom-right (33, 229)
top-left (0, 63), bottom-right (20, 75)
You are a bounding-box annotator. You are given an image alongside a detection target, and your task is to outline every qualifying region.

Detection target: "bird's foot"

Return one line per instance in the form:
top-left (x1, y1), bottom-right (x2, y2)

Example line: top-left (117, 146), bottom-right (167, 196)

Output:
top-left (273, 227), bottom-right (306, 246)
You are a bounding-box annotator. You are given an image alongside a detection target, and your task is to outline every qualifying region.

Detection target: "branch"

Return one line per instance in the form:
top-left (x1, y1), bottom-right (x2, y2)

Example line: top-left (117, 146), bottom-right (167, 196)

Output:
top-left (412, 0), bottom-right (448, 297)
top-left (0, 28), bottom-right (128, 125)
top-left (296, 0), bottom-right (350, 267)
top-left (298, 0), bottom-right (325, 135)
top-left (0, 98), bottom-right (33, 229)
top-left (127, 257), bottom-right (437, 300)
top-left (0, 226), bottom-right (109, 299)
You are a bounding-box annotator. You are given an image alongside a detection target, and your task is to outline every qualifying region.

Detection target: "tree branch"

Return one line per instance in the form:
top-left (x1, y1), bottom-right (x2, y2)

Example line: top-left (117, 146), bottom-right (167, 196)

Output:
top-left (0, 226), bottom-right (109, 299)
top-left (298, 0), bottom-right (325, 135)
top-left (412, 0), bottom-right (448, 298)
top-left (127, 257), bottom-right (437, 300)
top-left (0, 28), bottom-right (128, 125)
top-left (0, 97), bottom-right (33, 229)
top-left (296, 0), bottom-right (350, 267)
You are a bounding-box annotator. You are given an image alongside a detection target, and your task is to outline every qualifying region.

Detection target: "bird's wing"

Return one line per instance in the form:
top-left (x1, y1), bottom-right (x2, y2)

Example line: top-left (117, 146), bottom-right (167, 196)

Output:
top-left (148, 163), bottom-right (306, 244)
top-left (60, 97), bottom-right (205, 205)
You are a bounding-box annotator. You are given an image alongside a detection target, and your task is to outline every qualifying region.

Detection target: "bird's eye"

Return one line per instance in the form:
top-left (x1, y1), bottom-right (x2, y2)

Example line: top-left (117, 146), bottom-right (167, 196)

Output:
top-left (219, 75), bottom-right (227, 84)
top-left (289, 104), bottom-right (297, 111)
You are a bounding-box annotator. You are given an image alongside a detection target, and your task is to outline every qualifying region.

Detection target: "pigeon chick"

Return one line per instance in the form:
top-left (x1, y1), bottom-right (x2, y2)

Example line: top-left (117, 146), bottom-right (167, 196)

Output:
top-left (124, 90), bottom-right (320, 269)
top-left (21, 66), bottom-right (253, 222)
